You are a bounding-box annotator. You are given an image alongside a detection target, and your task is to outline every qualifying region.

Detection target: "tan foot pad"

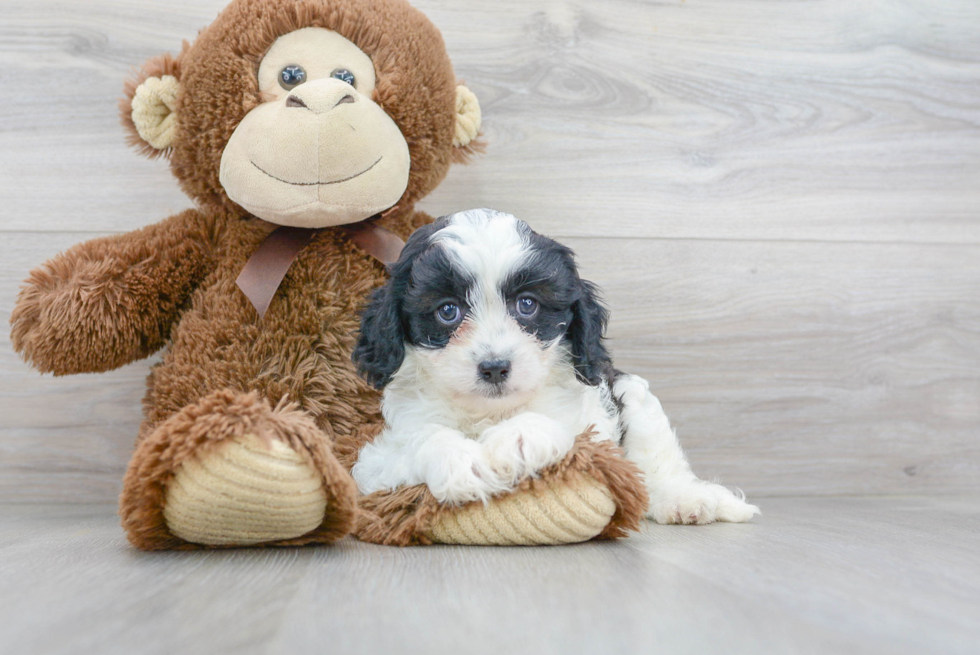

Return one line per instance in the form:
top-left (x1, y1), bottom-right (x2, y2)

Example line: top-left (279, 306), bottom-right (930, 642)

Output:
top-left (425, 477), bottom-right (617, 546)
top-left (163, 433), bottom-right (328, 546)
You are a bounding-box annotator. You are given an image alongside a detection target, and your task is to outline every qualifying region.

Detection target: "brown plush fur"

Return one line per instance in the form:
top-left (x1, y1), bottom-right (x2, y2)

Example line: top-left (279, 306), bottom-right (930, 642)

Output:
top-left (10, 209), bottom-right (220, 375)
top-left (355, 434), bottom-right (649, 546)
top-left (11, 0), bottom-right (649, 549)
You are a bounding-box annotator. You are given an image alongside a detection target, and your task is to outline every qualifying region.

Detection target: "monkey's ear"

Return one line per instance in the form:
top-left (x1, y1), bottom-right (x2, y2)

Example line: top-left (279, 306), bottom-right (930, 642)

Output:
top-left (120, 50), bottom-right (184, 159)
top-left (452, 85), bottom-right (484, 162)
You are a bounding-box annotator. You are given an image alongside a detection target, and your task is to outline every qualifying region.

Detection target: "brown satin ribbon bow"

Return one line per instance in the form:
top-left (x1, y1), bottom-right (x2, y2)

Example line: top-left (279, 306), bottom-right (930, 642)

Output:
top-left (236, 222), bottom-right (405, 319)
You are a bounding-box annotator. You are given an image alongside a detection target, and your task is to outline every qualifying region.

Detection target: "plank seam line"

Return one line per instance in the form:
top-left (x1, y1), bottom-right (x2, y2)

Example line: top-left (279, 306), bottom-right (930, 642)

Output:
top-left (3, 230), bottom-right (980, 249)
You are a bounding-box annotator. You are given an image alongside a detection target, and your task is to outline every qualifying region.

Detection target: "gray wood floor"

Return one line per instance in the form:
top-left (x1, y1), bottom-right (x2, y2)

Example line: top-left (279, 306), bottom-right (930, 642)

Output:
top-left (1, 497), bottom-right (978, 655)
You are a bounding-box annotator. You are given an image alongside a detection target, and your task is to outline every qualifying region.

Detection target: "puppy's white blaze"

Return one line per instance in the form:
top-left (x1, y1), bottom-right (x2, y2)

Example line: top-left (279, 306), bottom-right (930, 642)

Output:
top-left (433, 208), bottom-right (532, 299)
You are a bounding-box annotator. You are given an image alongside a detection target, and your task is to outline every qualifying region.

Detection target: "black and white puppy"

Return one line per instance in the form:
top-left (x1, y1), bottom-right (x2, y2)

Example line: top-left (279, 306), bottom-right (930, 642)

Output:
top-left (352, 209), bottom-right (759, 524)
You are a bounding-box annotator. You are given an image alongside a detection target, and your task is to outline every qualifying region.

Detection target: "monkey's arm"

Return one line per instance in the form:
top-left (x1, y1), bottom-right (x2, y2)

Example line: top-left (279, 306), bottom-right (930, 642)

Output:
top-left (10, 209), bottom-right (220, 375)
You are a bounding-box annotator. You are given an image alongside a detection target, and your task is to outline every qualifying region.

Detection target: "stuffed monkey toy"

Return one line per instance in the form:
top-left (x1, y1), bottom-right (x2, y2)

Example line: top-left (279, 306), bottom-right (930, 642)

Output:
top-left (11, 0), bottom-right (649, 549)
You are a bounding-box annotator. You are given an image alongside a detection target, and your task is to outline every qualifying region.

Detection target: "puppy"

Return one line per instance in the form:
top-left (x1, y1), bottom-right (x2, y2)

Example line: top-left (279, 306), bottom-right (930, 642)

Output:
top-left (352, 209), bottom-right (759, 524)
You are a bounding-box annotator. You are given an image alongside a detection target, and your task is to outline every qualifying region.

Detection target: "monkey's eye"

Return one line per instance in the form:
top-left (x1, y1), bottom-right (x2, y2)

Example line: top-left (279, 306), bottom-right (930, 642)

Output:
top-left (331, 68), bottom-right (356, 87)
top-left (516, 295), bottom-right (539, 318)
top-left (279, 65), bottom-right (307, 90)
top-left (436, 303), bottom-right (462, 325)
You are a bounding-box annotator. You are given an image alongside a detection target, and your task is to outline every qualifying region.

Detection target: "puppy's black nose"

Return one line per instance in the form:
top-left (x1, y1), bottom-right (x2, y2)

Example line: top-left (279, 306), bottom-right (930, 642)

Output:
top-left (478, 359), bottom-right (511, 385)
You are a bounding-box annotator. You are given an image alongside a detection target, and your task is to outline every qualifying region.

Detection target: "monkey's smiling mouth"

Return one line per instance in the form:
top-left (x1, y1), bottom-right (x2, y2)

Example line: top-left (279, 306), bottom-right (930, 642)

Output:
top-left (250, 156), bottom-right (383, 186)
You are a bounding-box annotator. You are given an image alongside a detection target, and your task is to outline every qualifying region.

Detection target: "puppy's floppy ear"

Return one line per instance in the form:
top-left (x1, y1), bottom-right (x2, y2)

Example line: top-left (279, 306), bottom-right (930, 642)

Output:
top-left (352, 219), bottom-right (446, 388)
top-left (568, 279), bottom-right (612, 386)
top-left (353, 283), bottom-right (405, 390)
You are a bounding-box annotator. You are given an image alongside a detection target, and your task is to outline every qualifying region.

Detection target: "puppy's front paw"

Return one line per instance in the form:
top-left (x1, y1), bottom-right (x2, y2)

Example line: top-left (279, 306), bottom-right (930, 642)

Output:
top-left (418, 437), bottom-right (505, 505)
top-left (614, 373), bottom-right (652, 409)
top-left (480, 413), bottom-right (575, 485)
top-left (649, 480), bottom-right (760, 525)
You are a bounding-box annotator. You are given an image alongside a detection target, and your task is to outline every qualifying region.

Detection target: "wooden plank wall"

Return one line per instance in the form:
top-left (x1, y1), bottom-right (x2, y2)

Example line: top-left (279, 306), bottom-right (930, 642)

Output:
top-left (0, 0), bottom-right (977, 503)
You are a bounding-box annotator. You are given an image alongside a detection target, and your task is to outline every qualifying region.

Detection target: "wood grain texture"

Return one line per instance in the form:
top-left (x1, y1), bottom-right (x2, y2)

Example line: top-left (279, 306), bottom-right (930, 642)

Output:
top-left (1, 0), bottom-right (979, 503)
top-left (581, 238), bottom-right (980, 496)
top-left (1, 0), bottom-right (978, 242)
top-left (1, 497), bottom-right (979, 655)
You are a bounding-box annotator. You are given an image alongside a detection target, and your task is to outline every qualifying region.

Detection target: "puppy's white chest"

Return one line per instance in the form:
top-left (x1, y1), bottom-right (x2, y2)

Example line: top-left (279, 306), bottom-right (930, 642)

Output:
top-left (524, 379), bottom-right (618, 442)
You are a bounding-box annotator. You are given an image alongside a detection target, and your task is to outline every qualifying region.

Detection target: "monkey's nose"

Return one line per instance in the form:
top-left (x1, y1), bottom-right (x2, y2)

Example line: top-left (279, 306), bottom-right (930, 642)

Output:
top-left (478, 359), bottom-right (511, 385)
top-left (285, 80), bottom-right (357, 114)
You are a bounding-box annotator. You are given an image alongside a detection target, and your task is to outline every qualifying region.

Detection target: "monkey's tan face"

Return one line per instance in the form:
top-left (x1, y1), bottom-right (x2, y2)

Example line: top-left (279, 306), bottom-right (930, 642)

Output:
top-left (219, 28), bottom-right (411, 228)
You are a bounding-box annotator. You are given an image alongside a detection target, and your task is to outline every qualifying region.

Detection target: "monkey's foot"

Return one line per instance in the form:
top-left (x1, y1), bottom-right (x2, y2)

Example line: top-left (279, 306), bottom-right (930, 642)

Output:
top-left (120, 390), bottom-right (357, 550)
top-left (425, 475), bottom-right (616, 546)
top-left (163, 432), bottom-right (327, 545)
top-left (354, 434), bottom-right (649, 546)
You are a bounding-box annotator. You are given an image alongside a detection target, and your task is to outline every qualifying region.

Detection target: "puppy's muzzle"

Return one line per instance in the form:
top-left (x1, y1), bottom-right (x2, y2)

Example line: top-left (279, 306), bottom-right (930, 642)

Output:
top-left (478, 359), bottom-right (511, 385)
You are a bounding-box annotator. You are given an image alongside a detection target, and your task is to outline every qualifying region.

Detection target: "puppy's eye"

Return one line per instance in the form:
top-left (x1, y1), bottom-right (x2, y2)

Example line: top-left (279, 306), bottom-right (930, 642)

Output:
top-left (516, 296), bottom-right (538, 318)
top-left (436, 303), bottom-right (462, 325)
top-left (331, 68), bottom-right (356, 87)
top-left (279, 65), bottom-right (307, 90)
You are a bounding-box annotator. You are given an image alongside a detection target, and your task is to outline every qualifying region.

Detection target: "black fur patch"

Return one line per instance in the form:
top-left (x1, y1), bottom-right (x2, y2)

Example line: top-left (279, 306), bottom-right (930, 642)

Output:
top-left (352, 218), bottom-right (452, 388)
top-left (500, 233), bottom-right (578, 343)
top-left (402, 242), bottom-right (473, 349)
top-left (501, 230), bottom-right (612, 386)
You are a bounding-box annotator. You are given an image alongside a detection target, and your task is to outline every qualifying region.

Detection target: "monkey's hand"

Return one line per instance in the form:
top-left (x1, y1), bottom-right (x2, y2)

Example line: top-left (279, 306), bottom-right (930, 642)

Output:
top-left (10, 209), bottom-right (218, 375)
